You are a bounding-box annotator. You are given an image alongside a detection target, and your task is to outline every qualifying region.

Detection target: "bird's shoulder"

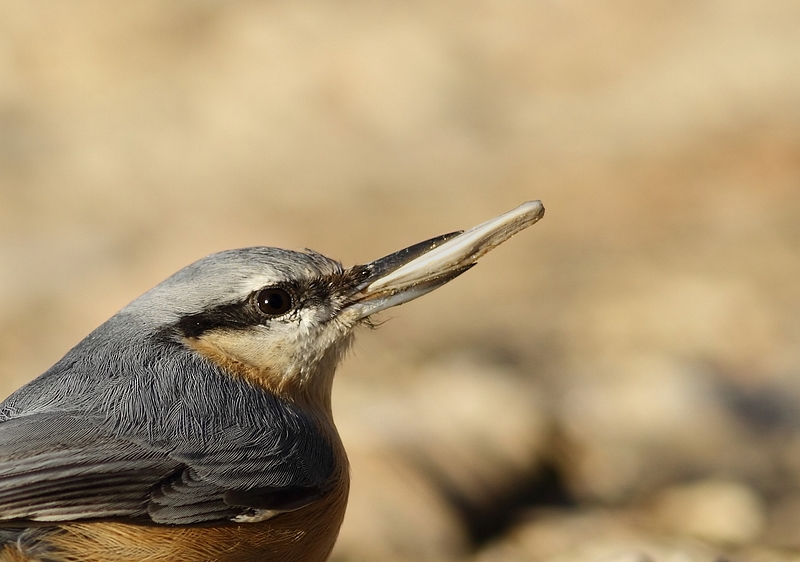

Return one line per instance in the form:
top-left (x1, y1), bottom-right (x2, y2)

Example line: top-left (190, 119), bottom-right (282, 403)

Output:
top-left (0, 324), bottom-right (340, 525)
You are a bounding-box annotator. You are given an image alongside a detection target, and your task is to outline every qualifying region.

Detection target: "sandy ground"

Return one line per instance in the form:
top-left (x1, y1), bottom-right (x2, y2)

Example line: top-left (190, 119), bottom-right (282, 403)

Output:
top-left (1, 1), bottom-right (800, 560)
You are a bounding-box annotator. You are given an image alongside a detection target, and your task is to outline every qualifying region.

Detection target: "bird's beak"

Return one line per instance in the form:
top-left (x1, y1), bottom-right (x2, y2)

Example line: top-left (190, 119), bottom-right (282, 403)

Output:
top-left (345, 200), bottom-right (545, 320)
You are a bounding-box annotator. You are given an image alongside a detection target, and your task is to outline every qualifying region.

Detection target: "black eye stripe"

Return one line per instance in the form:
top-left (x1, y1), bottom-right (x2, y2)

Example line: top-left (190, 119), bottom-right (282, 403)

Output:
top-left (174, 276), bottom-right (345, 340)
top-left (176, 288), bottom-right (296, 339)
top-left (177, 302), bottom-right (263, 339)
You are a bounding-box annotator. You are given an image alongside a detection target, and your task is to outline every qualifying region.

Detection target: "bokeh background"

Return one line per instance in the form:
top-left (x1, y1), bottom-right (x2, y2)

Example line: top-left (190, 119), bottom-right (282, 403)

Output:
top-left (2, 1), bottom-right (800, 560)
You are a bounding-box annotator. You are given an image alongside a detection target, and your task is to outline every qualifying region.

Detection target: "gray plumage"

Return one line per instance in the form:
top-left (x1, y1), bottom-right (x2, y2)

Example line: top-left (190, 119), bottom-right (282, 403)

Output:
top-left (0, 248), bottom-right (341, 529)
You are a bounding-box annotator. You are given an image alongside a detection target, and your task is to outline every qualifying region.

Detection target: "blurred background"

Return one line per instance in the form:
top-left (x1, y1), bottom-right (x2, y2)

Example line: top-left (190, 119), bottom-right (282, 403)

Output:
top-left (1, 1), bottom-right (800, 560)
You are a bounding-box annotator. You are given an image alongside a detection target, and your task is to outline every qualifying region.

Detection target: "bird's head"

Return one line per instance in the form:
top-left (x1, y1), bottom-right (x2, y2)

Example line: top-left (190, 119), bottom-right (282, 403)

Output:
top-left (121, 201), bottom-right (544, 410)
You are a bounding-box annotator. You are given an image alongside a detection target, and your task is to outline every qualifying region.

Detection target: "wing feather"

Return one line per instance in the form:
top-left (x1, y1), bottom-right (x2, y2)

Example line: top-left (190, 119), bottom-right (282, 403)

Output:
top-left (0, 332), bottom-right (338, 526)
top-left (0, 413), bottom-right (179, 522)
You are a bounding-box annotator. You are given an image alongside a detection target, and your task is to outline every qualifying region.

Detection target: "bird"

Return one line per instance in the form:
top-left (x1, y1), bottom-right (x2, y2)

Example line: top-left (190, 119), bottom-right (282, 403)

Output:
top-left (0, 201), bottom-right (544, 562)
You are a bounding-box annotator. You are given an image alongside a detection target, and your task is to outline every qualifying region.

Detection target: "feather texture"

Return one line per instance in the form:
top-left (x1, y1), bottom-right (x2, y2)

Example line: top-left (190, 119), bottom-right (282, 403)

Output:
top-left (0, 316), bottom-right (336, 526)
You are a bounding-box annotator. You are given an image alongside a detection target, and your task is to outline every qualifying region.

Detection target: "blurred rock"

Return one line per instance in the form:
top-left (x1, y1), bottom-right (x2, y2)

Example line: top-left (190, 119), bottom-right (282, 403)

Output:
top-left (763, 492), bottom-right (800, 549)
top-left (553, 353), bottom-right (800, 507)
top-left (332, 450), bottom-right (467, 562)
top-left (474, 506), bottom-right (800, 562)
top-left (385, 354), bottom-right (551, 509)
top-left (555, 355), bottom-right (727, 501)
top-left (647, 479), bottom-right (766, 545)
top-left (334, 352), bottom-right (551, 558)
top-left (475, 508), bottom-right (724, 562)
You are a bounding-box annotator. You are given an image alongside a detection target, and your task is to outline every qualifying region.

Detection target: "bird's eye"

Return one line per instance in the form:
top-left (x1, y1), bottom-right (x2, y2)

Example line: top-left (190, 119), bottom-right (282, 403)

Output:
top-left (256, 288), bottom-right (293, 316)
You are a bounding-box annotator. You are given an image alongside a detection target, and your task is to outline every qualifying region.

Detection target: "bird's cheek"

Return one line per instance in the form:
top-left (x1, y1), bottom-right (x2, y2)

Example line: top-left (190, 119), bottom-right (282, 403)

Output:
top-left (184, 328), bottom-right (299, 389)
